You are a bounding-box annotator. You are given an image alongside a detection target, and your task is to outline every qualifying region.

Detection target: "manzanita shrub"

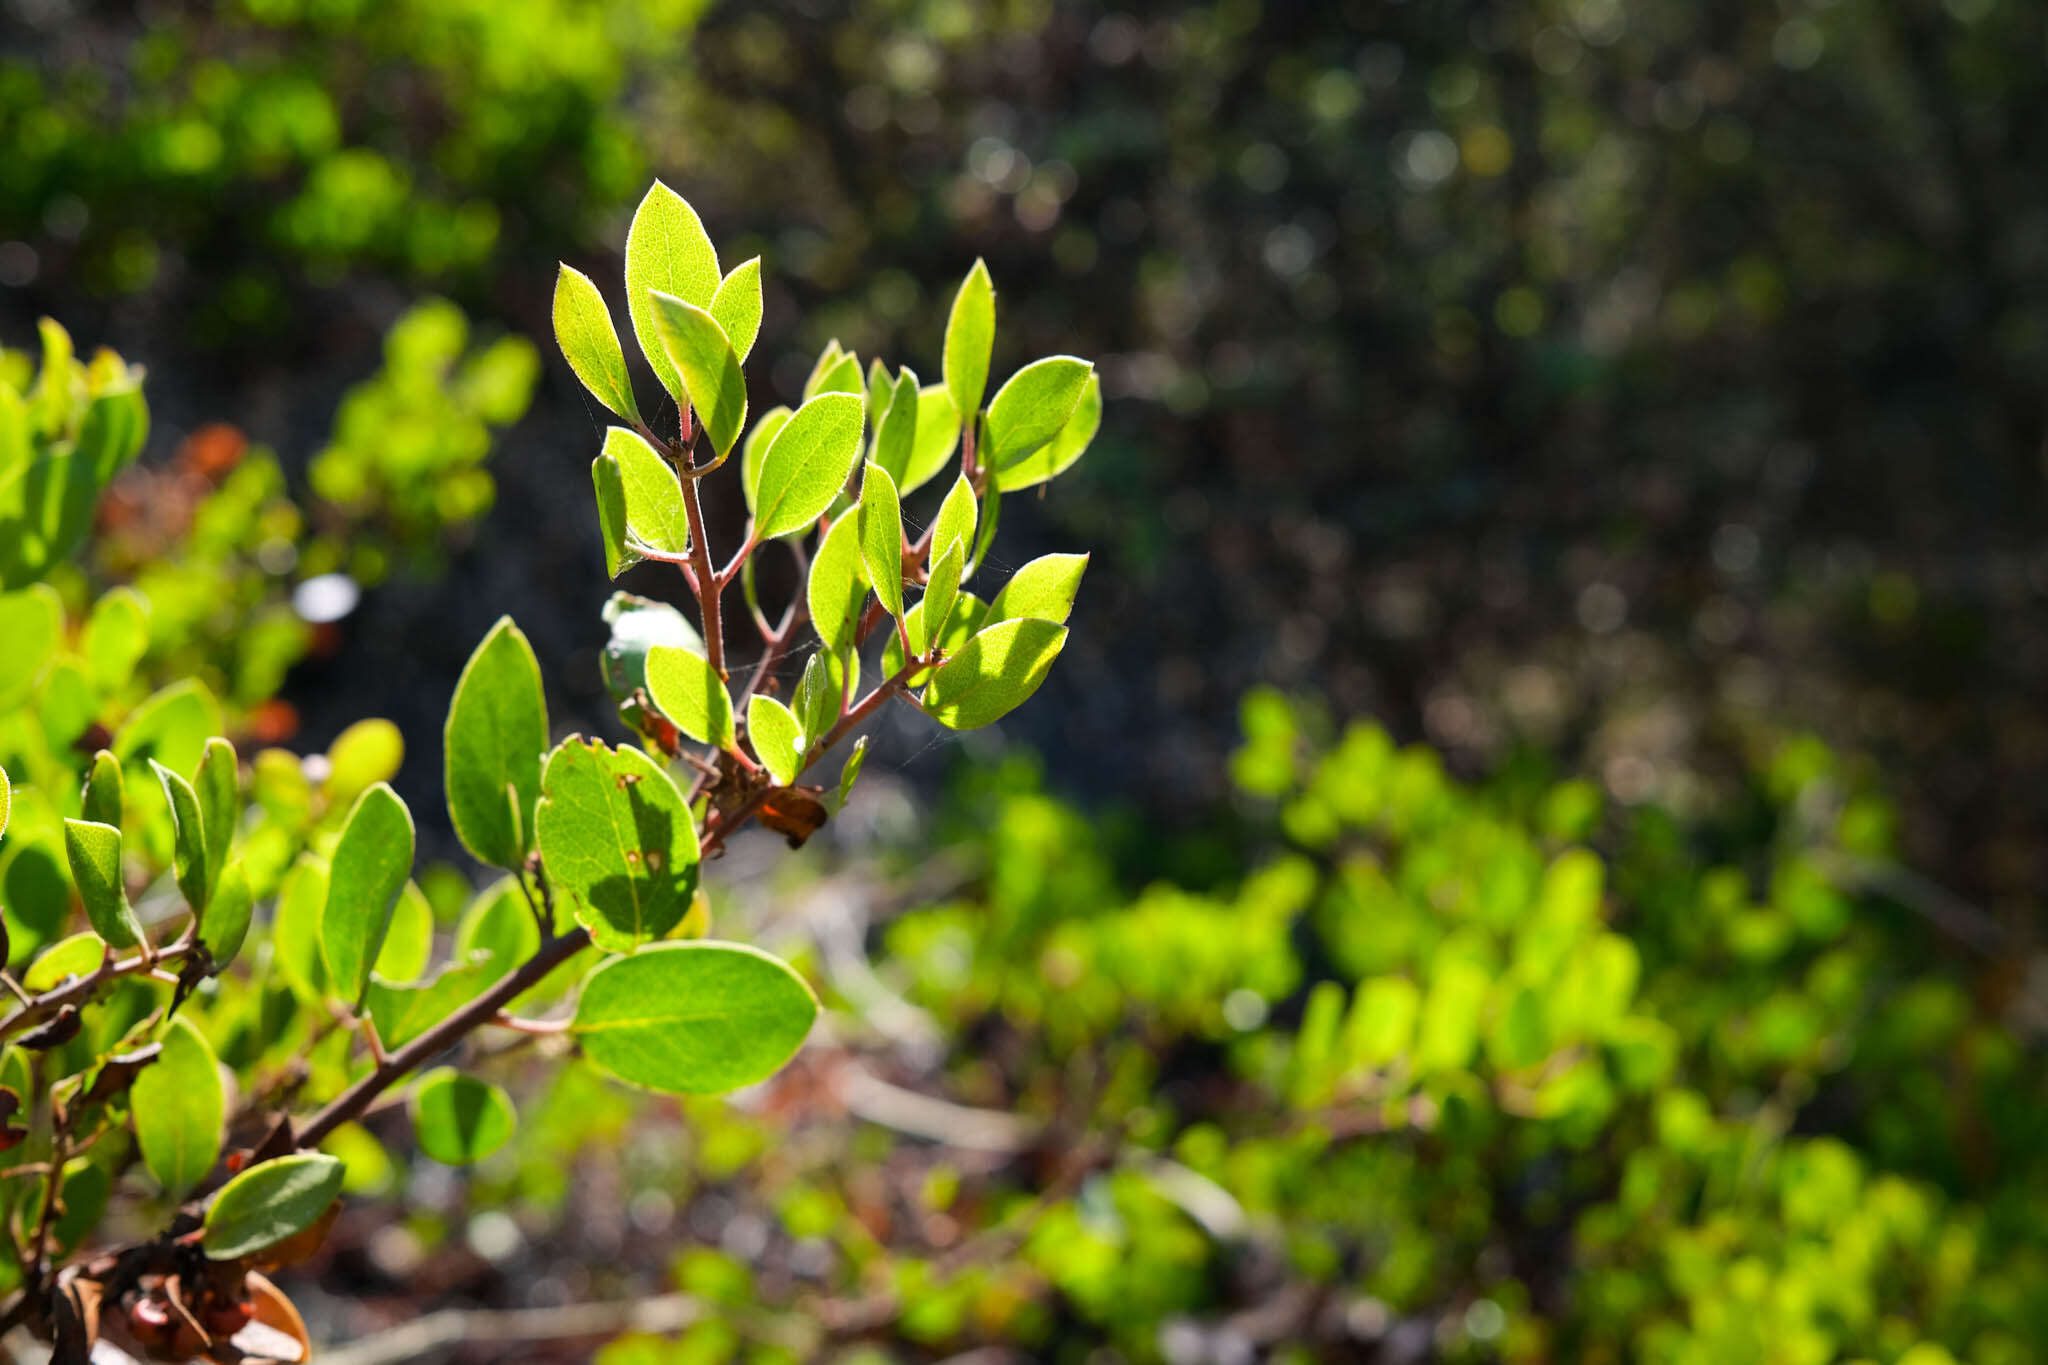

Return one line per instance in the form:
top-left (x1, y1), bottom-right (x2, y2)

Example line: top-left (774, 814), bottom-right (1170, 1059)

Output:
top-left (0, 181), bottom-right (1099, 1359)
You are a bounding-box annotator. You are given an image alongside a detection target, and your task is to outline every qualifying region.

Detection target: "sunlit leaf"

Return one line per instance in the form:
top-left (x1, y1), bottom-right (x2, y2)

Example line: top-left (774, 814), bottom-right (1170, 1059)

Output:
top-left (645, 644), bottom-right (735, 750)
top-left (320, 783), bottom-right (415, 1006)
top-left (571, 941), bottom-right (817, 1094)
top-left (444, 617), bottom-right (548, 870)
top-left (747, 695), bottom-right (803, 787)
top-left (624, 182), bottom-right (721, 406)
top-left (553, 263), bottom-right (640, 423)
top-left (985, 553), bottom-right (1089, 627)
top-left (921, 618), bottom-right (1068, 730)
top-left (63, 819), bottom-right (143, 950)
top-left (754, 392), bottom-right (865, 540)
top-left (649, 290), bottom-right (746, 458)
top-left (944, 259), bottom-right (995, 426)
top-left (709, 256), bottom-right (764, 362)
top-left (534, 737), bottom-right (700, 953)
top-left (858, 462), bottom-right (905, 623)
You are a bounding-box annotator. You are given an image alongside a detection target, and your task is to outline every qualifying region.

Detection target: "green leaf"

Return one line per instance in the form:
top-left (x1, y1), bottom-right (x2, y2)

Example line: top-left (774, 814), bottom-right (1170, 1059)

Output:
top-left (606, 426), bottom-right (689, 556)
top-left (807, 513), bottom-right (867, 656)
top-left (323, 717), bottom-right (403, 809)
top-left (915, 541), bottom-right (965, 657)
top-left (81, 587), bottom-right (149, 694)
top-left (998, 371), bottom-right (1101, 491)
top-left (591, 451), bottom-right (638, 578)
top-left (38, 657), bottom-right (93, 750)
top-left (411, 1068), bottom-right (516, 1166)
top-left (77, 378), bottom-right (148, 483)
top-left (201, 860), bottom-right (253, 972)
top-left (814, 351), bottom-right (864, 399)
top-left (273, 855), bottom-right (329, 1004)
top-left (625, 182), bottom-right (721, 406)
top-left (858, 462), bottom-right (905, 623)
top-left (63, 819), bottom-right (143, 950)
top-left (754, 392), bottom-right (865, 540)
top-left (23, 932), bottom-right (102, 993)
top-left (600, 592), bottom-right (703, 704)
top-left (709, 257), bottom-right (764, 362)
top-left (831, 737), bottom-right (868, 814)
top-left (800, 339), bottom-right (846, 402)
top-left (645, 644), bottom-right (735, 750)
top-left (985, 552), bottom-right (1089, 627)
top-left (534, 738), bottom-right (701, 953)
top-left (793, 653), bottom-right (839, 748)
top-left (649, 291), bottom-right (746, 458)
top-left (150, 760), bottom-right (212, 915)
top-left (0, 586), bottom-right (61, 713)
top-left (202, 1153), bottom-right (346, 1261)
top-left (321, 783), bottom-right (415, 1006)
top-left (921, 618), bottom-right (1068, 730)
top-left (553, 263), bottom-right (641, 423)
top-left (984, 356), bottom-right (1093, 469)
top-left (900, 385), bottom-right (961, 496)
top-left (872, 366), bottom-right (920, 486)
top-left (132, 1015), bottom-right (223, 1197)
top-left (80, 750), bottom-right (122, 830)
top-left (194, 737), bottom-right (238, 903)
top-left (454, 875), bottom-right (541, 984)
top-left (930, 473), bottom-right (978, 561)
top-left (0, 763), bottom-right (8, 842)
top-left (445, 617), bottom-right (549, 870)
top-left (944, 260), bottom-right (995, 427)
top-left (747, 695), bottom-right (803, 787)
top-left (740, 405), bottom-right (792, 516)
top-left (114, 679), bottom-right (222, 782)
top-left (373, 882), bottom-right (434, 984)
top-left (571, 941), bottom-right (818, 1094)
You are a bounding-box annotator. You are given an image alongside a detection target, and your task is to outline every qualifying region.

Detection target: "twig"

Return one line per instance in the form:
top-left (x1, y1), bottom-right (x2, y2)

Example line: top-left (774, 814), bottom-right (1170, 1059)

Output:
top-left (0, 942), bottom-right (196, 1046)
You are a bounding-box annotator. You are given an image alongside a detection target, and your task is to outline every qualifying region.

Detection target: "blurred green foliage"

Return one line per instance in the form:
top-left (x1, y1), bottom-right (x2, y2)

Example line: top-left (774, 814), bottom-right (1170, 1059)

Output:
top-left (524, 691), bottom-right (2037, 1362)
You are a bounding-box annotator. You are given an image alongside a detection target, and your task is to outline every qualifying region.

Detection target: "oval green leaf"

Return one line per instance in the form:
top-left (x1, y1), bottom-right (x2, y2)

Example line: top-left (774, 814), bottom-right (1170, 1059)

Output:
top-left (534, 738), bottom-right (701, 953)
top-left (649, 290), bottom-right (747, 459)
top-left (921, 617), bottom-right (1069, 731)
top-left (747, 695), bottom-right (802, 787)
top-left (857, 462), bottom-right (905, 623)
top-left (985, 552), bottom-right (1089, 627)
top-left (571, 941), bottom-right (818, 1095)
top-left (411, 1068), bottom-right (516, 1166)
top-left (900, 384), bottom-right (961, 496)
top-left (754, 391), bottom-right (865, 540)
top-left (202, 1153), bottom-right (346, 1262)
top-left (943, 259), bottom-right (995, 426)
top-left (321, 782), bottom-right (416, 1006)
top-left (807, 514), bottom-right (867, 656)
top-left (984, 356), bottom-right (1093, 470)
top-left (710, 256), bottom-right (764, 363)
top-left (606, 426), bottom-right (689, 557)
top-left (645, 644), bottom-right (735, 750)
top-left (997, 370), bottom-right (1101, 491)
top-left (553, 263), bottom-right (641, 423)
top-left (132, 1015), bottom-right (224, 1197)
top-left (444, 616), bottom-right (549, 870)
top-left (624, 182), bottom-right (721, 406)
top-left (63, 819), bottom-right (143, 950)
